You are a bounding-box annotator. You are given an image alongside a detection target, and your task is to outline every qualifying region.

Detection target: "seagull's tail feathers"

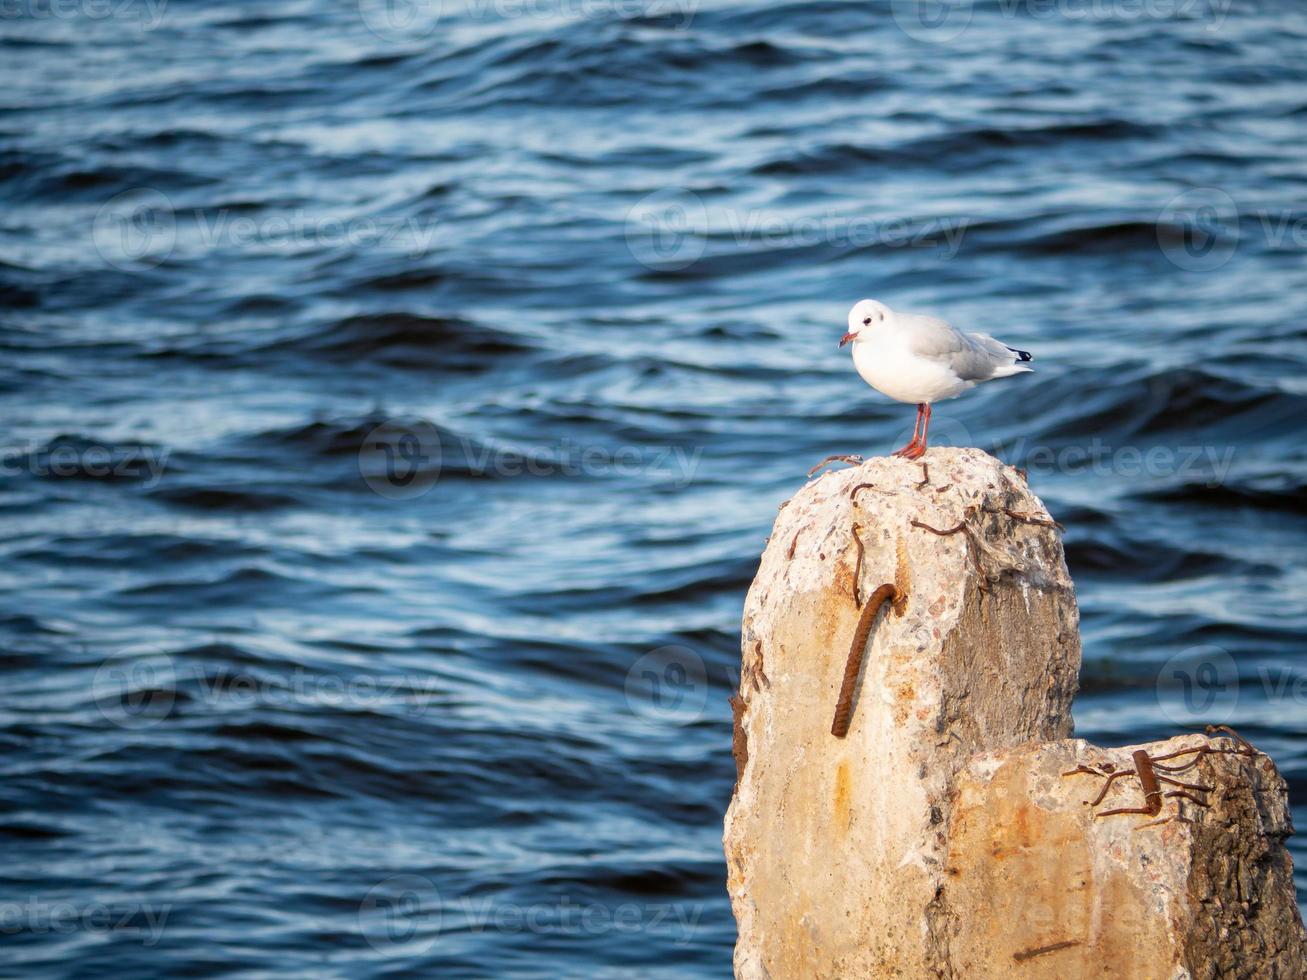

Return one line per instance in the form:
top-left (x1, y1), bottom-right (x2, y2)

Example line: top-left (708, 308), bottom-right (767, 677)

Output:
top-left (991, 361), bottom-right (1034, 378)
top-left (994, 345), bottom-right (1034, 376)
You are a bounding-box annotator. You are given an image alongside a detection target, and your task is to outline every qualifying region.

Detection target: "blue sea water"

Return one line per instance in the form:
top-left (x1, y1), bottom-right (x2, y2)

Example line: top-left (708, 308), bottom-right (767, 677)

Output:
top-left (1, 0), bottom-right (1306, 975)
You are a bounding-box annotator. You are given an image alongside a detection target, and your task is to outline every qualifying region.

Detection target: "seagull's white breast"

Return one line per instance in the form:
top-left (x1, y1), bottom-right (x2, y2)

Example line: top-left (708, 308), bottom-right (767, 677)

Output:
top-left (850, 330), bottom-right (972, 404)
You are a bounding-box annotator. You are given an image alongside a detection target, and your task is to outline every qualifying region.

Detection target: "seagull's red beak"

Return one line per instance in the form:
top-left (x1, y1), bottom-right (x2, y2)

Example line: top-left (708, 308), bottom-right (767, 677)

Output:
top-left (838, 332), bottom-right (856, 348)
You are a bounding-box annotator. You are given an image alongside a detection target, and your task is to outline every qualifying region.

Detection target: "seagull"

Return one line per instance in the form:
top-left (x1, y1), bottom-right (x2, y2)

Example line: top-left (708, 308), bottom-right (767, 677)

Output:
top-left (838, 299), bottom-right (1033, 460)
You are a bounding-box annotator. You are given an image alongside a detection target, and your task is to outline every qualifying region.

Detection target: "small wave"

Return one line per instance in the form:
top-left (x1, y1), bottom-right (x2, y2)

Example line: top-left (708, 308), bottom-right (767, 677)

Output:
top-left (751, 141), bottom-right (898, 176)
top-left (958, 212), bottom-right (1164, 256)
top-left (923, 119), bottom-right (1154, 150)
top-left (758, 120), bottom-right (1157, 176)
top-left (1064, 535), bottom-right (1263, 581)
top-left (630, 557), bottom-right (758, 606)
top-left (1042, 367), bottom-right (1299, 441)
top-left (1137, 474), bottom-right (1307, 514)
top-left (252, 416), bottom-right (399, 458)
top-left (16, 162), bottom-right (214, 199)
top-left (147, 485), bottom-right (303, 512)
top-left (0, 822), bottom-right (71, 841)
top-left (1026, 220), bottom-right (1167, 255)
top-left (264, 312), bottom-right (532, 370)
top-left (118, 566), bottom-right (302, 598)
top-left (241, 413), bottom-right (501, 488)
top-left (354, 269), bottom-right (449, 291)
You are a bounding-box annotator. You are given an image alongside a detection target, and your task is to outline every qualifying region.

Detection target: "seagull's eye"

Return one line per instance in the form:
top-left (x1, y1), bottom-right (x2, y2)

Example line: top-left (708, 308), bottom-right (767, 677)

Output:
top-left (862, 317), bottom-right (872, 326)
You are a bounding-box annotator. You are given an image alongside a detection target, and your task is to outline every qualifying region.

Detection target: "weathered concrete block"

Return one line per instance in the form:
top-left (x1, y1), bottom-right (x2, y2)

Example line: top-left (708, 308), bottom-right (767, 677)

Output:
top-left (946, 736), bottom-right (1306, 979)
top-left (724, 447), bottom-right (1305, 979)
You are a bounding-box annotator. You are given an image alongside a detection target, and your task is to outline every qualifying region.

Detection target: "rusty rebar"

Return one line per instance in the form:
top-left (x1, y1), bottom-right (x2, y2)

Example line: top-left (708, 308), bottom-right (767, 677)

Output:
top-left (808, 454), bottom-right (863, 478)
top-left (910, 515), bottom-right (986, 581)
top-left (849, 481), bottom-right (875, 499)
top-left (1013, 940), bottom-right (1080, 963)
top-left (1096, 750), bottom-right (1162, 817)
top-left (831, 584), bottom-right (900, 738)
top-left (850, 524), bottom-right (866, 606)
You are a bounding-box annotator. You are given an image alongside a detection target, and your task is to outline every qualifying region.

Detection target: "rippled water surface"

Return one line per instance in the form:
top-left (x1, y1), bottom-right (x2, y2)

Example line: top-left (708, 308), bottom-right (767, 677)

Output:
top-left (3, 0), bottom-right (1306, 975)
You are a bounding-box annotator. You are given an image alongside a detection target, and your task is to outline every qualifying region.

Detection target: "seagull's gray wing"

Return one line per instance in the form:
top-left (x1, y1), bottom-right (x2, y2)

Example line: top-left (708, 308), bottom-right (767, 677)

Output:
top-left (903, 314), bottom-right (1027, 381)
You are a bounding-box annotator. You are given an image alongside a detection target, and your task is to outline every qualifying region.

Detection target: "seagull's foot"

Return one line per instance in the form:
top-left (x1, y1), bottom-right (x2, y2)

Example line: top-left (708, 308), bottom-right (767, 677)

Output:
top-left (808, 454), bottom-right (864, 478)
top-left (892, 442), bottom-right (925, 461)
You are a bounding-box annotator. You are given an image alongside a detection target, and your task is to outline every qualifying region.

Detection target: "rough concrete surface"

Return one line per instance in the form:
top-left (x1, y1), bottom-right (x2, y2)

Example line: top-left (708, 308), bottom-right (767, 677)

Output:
top-left (724, 447), bottom-right (1305, 979)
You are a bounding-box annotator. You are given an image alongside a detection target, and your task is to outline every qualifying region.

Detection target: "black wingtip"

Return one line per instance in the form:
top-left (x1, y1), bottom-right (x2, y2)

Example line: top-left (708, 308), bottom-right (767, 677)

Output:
top-left (1009, 347), bottom-right (1033, 362)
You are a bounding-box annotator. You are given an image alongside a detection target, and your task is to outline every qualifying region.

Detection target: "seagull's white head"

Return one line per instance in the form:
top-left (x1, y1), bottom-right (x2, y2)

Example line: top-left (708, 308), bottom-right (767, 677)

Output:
top-left (839, 299), bottom-right (890, 348)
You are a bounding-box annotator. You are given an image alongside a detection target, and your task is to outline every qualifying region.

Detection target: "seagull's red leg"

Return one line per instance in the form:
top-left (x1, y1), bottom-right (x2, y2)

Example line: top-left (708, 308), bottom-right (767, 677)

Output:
top-left (894, 404), bottom-right (930, 460)
top-left (892, 404), bottom-right (925, 458)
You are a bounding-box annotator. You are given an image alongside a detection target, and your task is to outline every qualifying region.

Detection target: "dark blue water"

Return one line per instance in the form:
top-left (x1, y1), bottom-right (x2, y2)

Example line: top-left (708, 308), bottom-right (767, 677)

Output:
top-left (3, 0), bottom-right (1306, 975)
